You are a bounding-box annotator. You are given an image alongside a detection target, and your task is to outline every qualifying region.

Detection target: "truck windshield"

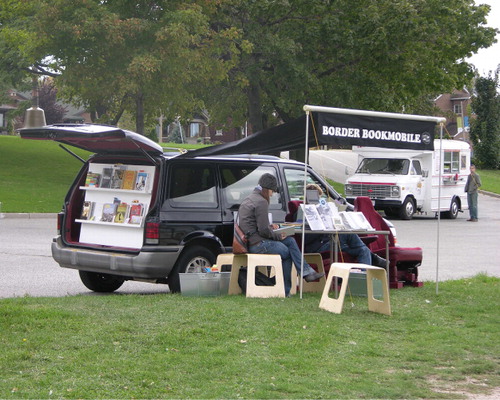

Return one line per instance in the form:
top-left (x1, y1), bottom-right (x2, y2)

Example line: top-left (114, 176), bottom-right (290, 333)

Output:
top-left (356, 158), bottom-right (410, 175)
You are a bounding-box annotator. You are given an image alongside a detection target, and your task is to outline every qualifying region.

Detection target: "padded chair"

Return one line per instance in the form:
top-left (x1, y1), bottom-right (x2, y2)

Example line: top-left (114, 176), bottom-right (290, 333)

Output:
top-left (354, 196), bottom-right (423, 288)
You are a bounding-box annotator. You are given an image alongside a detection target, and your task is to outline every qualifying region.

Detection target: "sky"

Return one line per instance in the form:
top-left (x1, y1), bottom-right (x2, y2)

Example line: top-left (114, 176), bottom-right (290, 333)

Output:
top-left (466, 0), bottom-right (500, 75)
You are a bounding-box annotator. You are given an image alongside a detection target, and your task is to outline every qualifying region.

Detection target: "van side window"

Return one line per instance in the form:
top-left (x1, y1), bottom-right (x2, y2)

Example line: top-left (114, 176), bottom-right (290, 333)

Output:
top-left (169, 164), bottom-right (217, 207)
top-left (220, 165), bottom-right (281, 209)
top-left (411, 161), bottom-right (422, 175)
top-left (284, 168), bottom-right (326, 201)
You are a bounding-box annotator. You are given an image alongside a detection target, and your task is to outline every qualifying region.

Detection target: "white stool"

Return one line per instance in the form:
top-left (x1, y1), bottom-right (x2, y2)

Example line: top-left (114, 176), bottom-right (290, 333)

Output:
top-left (294, 253), bottom-right (326, 293)
top-left (319, 262), bottom-right (391, 315)
top-left (216, 253), bottom-right (285, 298)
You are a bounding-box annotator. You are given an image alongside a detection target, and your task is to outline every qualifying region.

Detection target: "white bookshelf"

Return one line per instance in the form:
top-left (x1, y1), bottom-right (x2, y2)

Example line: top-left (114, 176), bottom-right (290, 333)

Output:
top-left (78, 163), bottom-right (156, 249)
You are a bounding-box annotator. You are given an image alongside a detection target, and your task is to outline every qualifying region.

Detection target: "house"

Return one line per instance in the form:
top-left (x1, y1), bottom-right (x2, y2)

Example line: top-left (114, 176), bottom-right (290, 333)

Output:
top-left (158, 114), bottom-right (252, 144)
top-left (0, 90), bottom-right (30, 134)
top-left (434, 88), bottom-right (472, 142)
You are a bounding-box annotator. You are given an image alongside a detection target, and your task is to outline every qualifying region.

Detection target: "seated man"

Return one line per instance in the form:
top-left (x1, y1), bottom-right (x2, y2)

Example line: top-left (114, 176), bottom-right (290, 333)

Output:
top-left (301, 184), bottom-right (387, 268)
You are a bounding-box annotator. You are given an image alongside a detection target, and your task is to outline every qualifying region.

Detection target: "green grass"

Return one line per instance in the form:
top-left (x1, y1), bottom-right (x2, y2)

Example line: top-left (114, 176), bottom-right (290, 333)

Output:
top-left (1, 275), bottom-right (499, 399)
top-left (479, 169), bottom-right (500, 194)
top-left (1, 136), bottom-right (499, 213)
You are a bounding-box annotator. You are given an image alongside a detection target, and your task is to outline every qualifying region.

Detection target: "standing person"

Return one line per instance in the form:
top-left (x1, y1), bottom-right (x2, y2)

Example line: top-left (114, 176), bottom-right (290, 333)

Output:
top-left (238, 173), bottom-right (324, 297)
top-left (465, 164), bottom-right (481, 222)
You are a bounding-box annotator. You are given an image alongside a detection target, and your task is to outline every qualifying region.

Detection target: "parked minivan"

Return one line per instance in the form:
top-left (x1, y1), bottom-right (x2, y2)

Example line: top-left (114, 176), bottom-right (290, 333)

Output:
top-left (20, 124), bottom-right (348, 293)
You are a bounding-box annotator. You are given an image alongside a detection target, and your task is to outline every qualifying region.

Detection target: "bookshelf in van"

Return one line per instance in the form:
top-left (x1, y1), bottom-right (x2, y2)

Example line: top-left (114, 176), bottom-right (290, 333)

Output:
top-left (76, 163), bottom-right (155, 248)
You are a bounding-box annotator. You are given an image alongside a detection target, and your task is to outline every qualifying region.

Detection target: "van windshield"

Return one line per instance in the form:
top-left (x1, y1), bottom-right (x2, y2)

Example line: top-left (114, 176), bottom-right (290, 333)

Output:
top-left (356, 158), bottom-right (410, 175)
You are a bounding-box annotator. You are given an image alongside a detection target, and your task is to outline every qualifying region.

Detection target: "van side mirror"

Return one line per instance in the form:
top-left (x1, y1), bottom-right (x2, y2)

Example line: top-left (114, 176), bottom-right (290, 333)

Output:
top-left (422, 169), bottom-right (429, 178)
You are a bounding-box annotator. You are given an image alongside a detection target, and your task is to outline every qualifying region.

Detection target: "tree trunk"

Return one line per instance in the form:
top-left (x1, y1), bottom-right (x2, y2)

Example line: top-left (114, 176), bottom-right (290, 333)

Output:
top-left (135, 91), bottom-right (145, 135)
top-left (247, 82), bottom-right (263, 132)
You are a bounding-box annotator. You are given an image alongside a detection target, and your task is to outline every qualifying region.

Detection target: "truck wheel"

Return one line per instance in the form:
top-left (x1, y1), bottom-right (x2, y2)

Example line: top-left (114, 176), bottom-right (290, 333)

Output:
top-left (168, 245), bottom-right (216, 293)
top-left (399, 197), bottom-right (415, 220)
top-left (443, 197), bottom-right (459, 219)
top-left (79, 271), bottom-right (125, 292)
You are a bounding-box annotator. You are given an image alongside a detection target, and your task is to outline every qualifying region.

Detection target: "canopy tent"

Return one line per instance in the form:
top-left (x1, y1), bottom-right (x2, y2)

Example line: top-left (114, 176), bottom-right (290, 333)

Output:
top-left (180, 105), bottom-right (446, 295)
top-left (302, 106), bottom-right (446, 297)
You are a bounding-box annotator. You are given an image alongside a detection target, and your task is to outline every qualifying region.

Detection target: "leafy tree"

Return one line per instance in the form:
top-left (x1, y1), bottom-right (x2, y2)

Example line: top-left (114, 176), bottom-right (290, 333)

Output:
top-left (200, 0), bottom-right (498, 131)
top-left (0, 0), bottom-right (497, 137)
top-left (470, 71), bottom-right (500, 169)
top-left (37, 79), bottom-right (67, 125)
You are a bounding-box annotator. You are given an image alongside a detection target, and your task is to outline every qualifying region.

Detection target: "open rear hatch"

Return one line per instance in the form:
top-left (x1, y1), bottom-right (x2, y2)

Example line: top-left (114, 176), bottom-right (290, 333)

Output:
top-left (19, 123), bottom-right (164, 156)
top-left (20, 124), bottom-right (164, 251)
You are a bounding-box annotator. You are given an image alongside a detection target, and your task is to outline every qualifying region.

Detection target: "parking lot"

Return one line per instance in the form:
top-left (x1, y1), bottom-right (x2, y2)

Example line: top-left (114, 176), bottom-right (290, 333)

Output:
top-left (0, 192), bottom-right (499, 298)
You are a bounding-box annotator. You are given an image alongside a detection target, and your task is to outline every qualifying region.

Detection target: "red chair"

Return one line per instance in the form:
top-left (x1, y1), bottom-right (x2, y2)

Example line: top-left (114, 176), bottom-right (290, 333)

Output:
top-left (354, 197), bottom-right (423, 288)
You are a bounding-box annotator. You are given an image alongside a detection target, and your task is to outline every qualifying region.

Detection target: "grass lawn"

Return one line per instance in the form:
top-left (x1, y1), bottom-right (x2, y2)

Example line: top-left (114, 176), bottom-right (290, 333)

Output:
top-left (1, 275), bottom-right (499, 399)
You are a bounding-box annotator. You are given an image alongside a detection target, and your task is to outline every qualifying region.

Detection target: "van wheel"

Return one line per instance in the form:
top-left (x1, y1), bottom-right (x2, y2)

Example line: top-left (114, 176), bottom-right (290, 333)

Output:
top-left (79, 271), bottom-right (125, 293)
top-left (399, 197), bottom-right (415, 220)
top-left (443, 197), bottom-right (459, 219)
top-left (168, 245), bottom-right (216, 293)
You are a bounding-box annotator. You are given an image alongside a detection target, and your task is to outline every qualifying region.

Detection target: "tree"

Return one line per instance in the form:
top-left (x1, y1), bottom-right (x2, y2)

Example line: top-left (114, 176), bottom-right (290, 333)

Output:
top-left (200, 0), bottom-right (498, 131)
top-left (0, 0), bottom-right (239, 134)
top-left (470, 70), bottom-right (500, 169)
top-left (1, 0), bottom-right (497, 137)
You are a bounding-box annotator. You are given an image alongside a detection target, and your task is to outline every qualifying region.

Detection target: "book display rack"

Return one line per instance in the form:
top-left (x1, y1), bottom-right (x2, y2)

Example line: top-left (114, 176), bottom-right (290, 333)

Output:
top-left (76, 163), bottom-right (155, 248)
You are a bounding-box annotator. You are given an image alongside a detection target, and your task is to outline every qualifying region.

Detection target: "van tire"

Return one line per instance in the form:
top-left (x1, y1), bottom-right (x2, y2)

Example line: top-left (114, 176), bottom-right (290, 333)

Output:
top-left (443, 197), bottom-right (459, 219)
top-left (399, 197), bottom-right (415, 220)
top-left (168, 245), bottom-right (217, 293)
top-left (79, 271), bottom-right (125, 292)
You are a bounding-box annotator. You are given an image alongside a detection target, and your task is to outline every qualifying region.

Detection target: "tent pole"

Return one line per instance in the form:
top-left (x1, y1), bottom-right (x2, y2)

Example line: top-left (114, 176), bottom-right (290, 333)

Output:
top-left (436, 122), bottom-right (444, 295)
top-left (300, 112), bottom-right (311, 299)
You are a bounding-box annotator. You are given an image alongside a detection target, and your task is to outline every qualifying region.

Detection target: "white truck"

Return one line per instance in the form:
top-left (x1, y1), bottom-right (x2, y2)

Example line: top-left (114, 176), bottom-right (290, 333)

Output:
top-left (344, 139), bottom-right (471, 220)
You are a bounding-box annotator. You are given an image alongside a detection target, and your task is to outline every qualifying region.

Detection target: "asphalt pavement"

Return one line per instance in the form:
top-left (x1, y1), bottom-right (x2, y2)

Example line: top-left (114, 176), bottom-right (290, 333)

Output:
top-left (0, 193), bottom-right (499, 298)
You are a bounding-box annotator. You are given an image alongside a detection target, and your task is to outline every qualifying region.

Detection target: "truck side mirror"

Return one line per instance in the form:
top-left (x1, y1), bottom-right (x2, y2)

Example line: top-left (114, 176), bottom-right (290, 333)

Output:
top-left (422, 170), bottom-right (429, 178)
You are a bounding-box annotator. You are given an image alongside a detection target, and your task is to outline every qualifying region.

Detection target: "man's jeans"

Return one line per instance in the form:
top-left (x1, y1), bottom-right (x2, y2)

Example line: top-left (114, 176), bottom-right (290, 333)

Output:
top-left (467, 192), bottom-right (478, 219)
top-left (315, 234), bottom-right (372, 265)
top-left (248, 236), bottom-right (315, 295)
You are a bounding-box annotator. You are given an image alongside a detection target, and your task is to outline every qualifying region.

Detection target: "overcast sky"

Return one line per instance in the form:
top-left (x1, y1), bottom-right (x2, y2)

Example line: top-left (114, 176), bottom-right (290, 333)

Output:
top-left (466, 0), bottom-right (500, 75)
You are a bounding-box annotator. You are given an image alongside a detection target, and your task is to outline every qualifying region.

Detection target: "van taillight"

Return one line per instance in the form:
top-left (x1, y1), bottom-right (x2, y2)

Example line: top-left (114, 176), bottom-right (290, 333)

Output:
top-left (145, 222), bottom-right (160, 244)
top-left (57, 213), bottom-right (63, 235)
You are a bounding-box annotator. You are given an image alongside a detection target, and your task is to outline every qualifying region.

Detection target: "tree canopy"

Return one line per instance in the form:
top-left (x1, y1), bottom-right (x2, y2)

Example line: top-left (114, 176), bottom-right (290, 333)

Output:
top-left (0, 0), bottom-right (497, 134)
top-left (470, 71), bottom-right (500, 169)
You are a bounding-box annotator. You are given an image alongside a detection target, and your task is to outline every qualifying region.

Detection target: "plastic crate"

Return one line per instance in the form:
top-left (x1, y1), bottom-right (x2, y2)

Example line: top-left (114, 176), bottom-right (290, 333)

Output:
top-left (180, 272), bottom-right (230, 296)
top-left (347, 271), bottom-right (383, 298)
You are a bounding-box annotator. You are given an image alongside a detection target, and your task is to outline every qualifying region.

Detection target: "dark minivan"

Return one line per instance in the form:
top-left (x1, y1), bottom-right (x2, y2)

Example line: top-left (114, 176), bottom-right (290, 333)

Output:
top-left (20, 124), bottom-right (346, 293)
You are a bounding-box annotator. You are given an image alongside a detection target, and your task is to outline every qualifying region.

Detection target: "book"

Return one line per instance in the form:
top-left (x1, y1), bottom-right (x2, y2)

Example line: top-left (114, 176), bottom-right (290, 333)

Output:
top-left (110, 166), bottom-right (126, 189)
top-left (273, 225), bottom-right (296, 237)
top-left (80, 201), bottom-right (95, 220)
top-left (121, 170), bottom-right (137, 190)
top-left (301, 204), bottom-right (325, 231)
top-left (84, 172), bottom-right (101, 187)
top-left (101, 203), bottom-right (117, 222)
top-left (100, 167), bottom-right (114, 189)
top-left (135, 171), bottom-right (149, 191)
top-left (101, 197), bottom-right (121, 222)
top-left (128, 201), bottom-right (144, 224)
top-left (114, 202), bottom-right (129, 223)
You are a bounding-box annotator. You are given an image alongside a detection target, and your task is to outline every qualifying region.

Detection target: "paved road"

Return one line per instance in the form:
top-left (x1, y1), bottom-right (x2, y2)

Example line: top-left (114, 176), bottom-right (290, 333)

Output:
top-left (0, 193), bottom-right (499, 298)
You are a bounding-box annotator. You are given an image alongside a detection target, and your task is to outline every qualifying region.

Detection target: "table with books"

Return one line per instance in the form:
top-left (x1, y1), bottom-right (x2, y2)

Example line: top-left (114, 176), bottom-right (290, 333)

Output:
top-left (286, 200), bottom-right (390, 269)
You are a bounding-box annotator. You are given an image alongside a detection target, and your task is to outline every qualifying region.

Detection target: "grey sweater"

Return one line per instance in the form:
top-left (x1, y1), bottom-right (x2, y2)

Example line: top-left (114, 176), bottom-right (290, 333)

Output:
top-left (465, 172), bottom-right (481, 194)
top-left (238, 189), bottom-right (280, 245)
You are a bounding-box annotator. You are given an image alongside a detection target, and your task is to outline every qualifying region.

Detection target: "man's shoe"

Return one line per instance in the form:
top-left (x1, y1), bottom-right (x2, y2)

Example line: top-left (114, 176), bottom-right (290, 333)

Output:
top-left (372, 253), bottom-right (388, 267)
top-left (304, 271), bottom-right (325, 282)
top-left (472, 218), bottom-right (478, 222)
top-left (467, 219), bottom-right (473, 221)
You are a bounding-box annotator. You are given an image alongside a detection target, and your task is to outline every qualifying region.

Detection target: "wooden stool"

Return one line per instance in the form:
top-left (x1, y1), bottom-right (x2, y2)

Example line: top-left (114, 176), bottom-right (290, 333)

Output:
top-left (298, 253), bottom-right (327, 293)
top-left (216, 253), bottom-right (285, 298)
top-left (319, 262), bottom-right (391, 315)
